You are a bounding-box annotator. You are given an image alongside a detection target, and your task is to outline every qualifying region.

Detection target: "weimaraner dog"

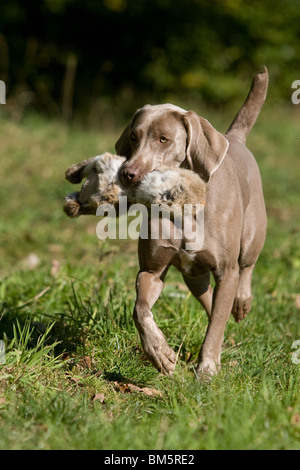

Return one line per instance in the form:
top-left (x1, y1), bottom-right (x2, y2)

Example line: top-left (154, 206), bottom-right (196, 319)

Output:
top-left (116, 68), bottom-right (268, 378)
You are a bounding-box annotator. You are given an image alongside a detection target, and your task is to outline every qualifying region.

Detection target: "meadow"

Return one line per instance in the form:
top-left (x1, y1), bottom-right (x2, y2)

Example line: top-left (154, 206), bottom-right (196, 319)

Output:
top-left (0, 104), bottom-right (299, 450)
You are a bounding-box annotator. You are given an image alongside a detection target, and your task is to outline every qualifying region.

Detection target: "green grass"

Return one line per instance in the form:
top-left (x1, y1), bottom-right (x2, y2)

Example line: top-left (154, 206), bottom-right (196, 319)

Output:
top-left (0, 106), bottom-right (299, 450)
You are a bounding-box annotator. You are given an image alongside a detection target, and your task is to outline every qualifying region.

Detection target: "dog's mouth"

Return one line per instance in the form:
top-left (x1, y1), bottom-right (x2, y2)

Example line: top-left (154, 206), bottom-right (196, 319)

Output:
top-left (118, 159), bottom-right (159, 187)
top-left (119, 169), bottom-right (147, 188)
top-left (119, 174), bottom-right (140, 188)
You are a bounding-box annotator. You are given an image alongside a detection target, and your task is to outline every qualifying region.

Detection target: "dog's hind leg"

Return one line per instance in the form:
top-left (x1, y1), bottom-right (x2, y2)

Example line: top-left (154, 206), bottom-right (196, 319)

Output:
top-left (182, 273), bottom-right (213, 318)
top-left (231, 264), bottom-right (255, 322)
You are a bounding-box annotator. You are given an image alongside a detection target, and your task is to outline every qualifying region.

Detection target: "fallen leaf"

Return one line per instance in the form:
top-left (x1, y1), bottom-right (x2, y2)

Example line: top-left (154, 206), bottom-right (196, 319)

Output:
top-left (139, 386), bottom-right (163, 398)
top-left (114, 381), bottom-right (130, 393)
top-left (114, 381), bottom-right (162, 398)
top-left (92, 393), bottom-right (105, 403)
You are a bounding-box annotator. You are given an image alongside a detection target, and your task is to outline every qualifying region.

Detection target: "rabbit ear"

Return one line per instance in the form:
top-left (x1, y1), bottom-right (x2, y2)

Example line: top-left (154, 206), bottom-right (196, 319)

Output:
top-left (183, 111), bottom-right (229, 182)
top-left (65, 156), bottom-right (96, 184)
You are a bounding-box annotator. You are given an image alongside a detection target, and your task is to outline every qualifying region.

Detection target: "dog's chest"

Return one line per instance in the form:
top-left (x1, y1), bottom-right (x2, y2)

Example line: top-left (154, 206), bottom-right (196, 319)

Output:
top-left (178, 251), bottom-right (196, 273)
top-left (172, 250), bottom-right (207, 278)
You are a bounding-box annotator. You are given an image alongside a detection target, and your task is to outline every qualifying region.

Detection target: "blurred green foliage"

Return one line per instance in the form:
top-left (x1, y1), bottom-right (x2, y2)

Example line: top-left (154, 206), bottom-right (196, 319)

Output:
top-left (0, 0), bottom-right (299, 122)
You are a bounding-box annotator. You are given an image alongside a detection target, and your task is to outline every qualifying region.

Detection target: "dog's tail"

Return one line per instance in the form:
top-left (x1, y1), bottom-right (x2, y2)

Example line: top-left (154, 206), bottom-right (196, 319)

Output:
top-left (226, 66), bottom-right (268, 143)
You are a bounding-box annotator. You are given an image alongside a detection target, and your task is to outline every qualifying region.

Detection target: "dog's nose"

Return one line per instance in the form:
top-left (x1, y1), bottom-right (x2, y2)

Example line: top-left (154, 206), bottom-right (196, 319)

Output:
top-left (120, 165), bottom-right (141, 185)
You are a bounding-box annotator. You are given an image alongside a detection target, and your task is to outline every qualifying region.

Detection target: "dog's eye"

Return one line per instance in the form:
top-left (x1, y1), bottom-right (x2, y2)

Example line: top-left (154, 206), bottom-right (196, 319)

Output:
top-left (160, 136), bottom-right (168, 143)
top-left (130, 132), bottom-right (137, 141)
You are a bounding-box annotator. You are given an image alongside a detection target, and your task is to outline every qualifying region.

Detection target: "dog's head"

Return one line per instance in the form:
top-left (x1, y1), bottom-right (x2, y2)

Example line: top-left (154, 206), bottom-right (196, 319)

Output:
top-left (116, 104), bottom-right (229, 185)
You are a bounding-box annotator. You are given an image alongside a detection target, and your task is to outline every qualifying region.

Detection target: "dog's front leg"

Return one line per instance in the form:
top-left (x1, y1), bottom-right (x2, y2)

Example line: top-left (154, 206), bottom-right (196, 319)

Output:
top-left (133, 271), bottom-right (176, 375)
top-left (197, 265), bottom-right (239, 378)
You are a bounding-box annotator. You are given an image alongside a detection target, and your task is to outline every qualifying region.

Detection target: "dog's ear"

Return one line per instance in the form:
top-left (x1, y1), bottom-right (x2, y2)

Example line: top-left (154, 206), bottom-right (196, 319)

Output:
top-left (115, 122), bottom-right (132, 158)
top-left (65, 156), bottom-right (95, 184)
top-left (183, 111), bottom-right (229, 182)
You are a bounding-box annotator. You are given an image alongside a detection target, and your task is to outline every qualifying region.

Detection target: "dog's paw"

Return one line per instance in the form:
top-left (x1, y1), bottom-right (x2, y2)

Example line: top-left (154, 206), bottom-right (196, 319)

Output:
top-left (147, 340), bottom-right (176, 375)
top-left (231, 296), bottom-right (252, 322)
top-left (139, 324), bottom-right (176, 375)
top-left (196, 356), bottom-right (220, 381)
